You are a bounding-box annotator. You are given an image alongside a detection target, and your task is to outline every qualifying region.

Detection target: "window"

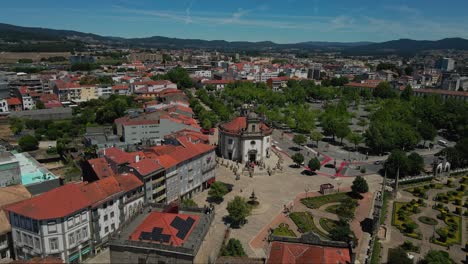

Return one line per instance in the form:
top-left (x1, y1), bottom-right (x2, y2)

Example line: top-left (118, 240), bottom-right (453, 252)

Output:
top-left (48, 221), bottom-right (57, 233)
top-left (22, 234), bottom-right (26, 245)
top-left (49, 238), bottom-right (58, 251)
top-left (110, 212), bottom-right (115, 218)
top-left (74, 215), bottom-right (80, 225)
top-left (16, 231), bottom-right (21, 243)
top-left (104, 215), bottom-right (108, 221)
top-left (138, 257), bottom-right (146, 264)
top-left (250, 140), bottom-right (256, 145)
top-left (67, 217), bottom-right (73, 228)
top-left (104, 226), bottom-right (109, 234)
top-left (110, 200), bottom-right (114, 206)
top-left (34, 237), bottom-right (40, 250)
top-left (81, 212), bottom-right (87, 222)
top-left (251, 125), bottom-right (256, 131)
top-left (76, 230), bottom-right (81, 242)
top-left (68, 233), bottom-right (75, 245)
top-left (82, 227), bottom-right (88, 239)
top-left (228, 139), bottom-right (233, 144)
top-left (27, 235), bottom-right (33, 247)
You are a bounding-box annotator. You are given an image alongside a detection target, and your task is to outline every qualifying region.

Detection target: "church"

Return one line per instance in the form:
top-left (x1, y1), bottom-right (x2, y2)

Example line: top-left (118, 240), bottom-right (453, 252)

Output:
top-left (218, 106), bottom-right (273, 163)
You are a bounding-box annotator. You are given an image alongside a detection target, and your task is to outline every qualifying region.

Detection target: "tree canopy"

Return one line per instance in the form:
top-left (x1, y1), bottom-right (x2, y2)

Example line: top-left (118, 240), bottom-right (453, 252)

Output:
top-left (227, 196), bottom-right (251, 226)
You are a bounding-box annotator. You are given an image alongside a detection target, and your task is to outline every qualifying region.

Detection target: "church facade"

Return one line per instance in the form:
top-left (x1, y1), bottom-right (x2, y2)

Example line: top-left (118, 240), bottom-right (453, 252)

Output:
top-left (218, 109), bottom-right (273, 163)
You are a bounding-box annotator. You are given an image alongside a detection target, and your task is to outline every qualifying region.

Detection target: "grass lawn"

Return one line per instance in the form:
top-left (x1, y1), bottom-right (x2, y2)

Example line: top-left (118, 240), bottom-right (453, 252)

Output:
top-left (418, 216), bottom-right (438, 225)
top-left (392, 201), bottom-right (422, 239)
top-left (301, 192), bottom-right (352, 209)
top-left (370, 238), bottom-right (381, 264)
top-left (324, 204), bottom-right (341, 214)
top-left (433, 207), bottom-right (462, 246)
top-left (273, 223), bottom-right (296, 237)
top-left (319, 218), bottom-right (338, 233)
top-left (405, 183), bottom-right (444, 199)
top-left (289, 212), bottom-right (330, 239)
top-left (380, 191), bottom-right (391, 225)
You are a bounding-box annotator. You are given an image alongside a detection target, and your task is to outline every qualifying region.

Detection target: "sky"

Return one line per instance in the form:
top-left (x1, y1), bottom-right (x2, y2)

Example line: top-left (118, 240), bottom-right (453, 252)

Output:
top-left (1, 0), bottom-right (468, 43)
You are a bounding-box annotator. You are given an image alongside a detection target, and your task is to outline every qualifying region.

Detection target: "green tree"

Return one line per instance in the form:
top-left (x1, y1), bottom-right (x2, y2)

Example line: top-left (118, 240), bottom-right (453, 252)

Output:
top-left (351, 176), bottom-right (369, 194)
top-left (418, 122), bottom-right (437, 147)
top-left (387, 248), bottom-right (413, 264)
top-left (208, 182), bottom-right (229, 202)
top-left (372, 82), bottom-right (397, 99)
top-left (227, 196), bottom-right (251, 226)
top-left (346, 132), bottom-right (363, 150)
top-left (407, 152), bottom-right (424, 175)
top-left (401, 85), bottom-right (413, 101)
top-left (310, 130), bottom-right (323, 148)
top-left (308, 157), bottom-right (321, 171)
top-left (420, 250), bottom-right (453, 264)
top-left (293, 134), bottom-right (307, 145)
top-left (329, 221), bottom-right (352, 242)
top-left (181, 198), bottom-right (198, 207)
top-left (166, 67), bottom-right (193, 88)
top-left (291, 153), bottom-right (304, 167)
top-left (201, 118), bottom-right (212, 130)
top-left (337, 199), bottom-right (358, 223)
top-left (221, 239), bottom-right (247, 257)
top-left (35, 100), bottom-right (45, 109)
top-left (336, 122), bottom-right (351, 144)
top-left (9, 118), bottom-right (24, 135)
top-left (404, 66), bottom-right (414, 76)
top-left (18, 135), bottom-right (39, 151)
top-left (385, 150), bottom-right (409, 178)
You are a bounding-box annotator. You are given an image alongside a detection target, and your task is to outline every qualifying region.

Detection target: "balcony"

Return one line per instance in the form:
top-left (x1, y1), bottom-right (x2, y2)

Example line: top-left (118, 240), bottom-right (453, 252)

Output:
top-left (154, 185), bottom-right (165, 194)
top-left (155, 194), bottom-right (166, 203)
top-left (151, 177), bottom-right (165, 184)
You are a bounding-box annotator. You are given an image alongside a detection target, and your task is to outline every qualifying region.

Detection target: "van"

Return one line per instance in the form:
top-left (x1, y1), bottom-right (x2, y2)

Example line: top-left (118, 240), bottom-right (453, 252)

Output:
top-left (438, 140), bottom-right (448, 147)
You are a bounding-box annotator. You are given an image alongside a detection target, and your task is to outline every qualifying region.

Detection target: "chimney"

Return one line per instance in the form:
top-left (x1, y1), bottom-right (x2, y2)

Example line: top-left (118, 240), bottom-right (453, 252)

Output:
top-left (135, 155), bottom-right (140, 162)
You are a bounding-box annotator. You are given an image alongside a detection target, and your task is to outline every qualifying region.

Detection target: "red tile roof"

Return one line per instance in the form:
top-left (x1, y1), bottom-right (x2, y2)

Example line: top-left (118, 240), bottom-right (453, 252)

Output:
top-left (54, 80), bottom-right (80, 89)
top-left (219, 116), bottom-right (271, 135)
top-left (112, 85), bottom-right (130, 90)
top-left (103, 147), bottom-right (146, 165)
top-left (6, 98), bottom-right (22, 105)
top-left (5, 174), bottom-right (142, 220)
top-left (268, 77), bottom-right (289, 82)
top-left (128, 159), bottom-right (163, 176)
top-left (267, 241), bottom-right (351, 264)
top-left (114, 173), bottom-right (144, 192)
top-left (88, 157), bottom-right (115, 179)
top-left (129, 211), bottom-right (200, 246)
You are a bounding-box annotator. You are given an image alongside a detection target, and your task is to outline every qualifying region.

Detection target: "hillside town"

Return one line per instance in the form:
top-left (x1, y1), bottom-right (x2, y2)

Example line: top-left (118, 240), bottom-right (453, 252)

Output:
top-left (0, 6), bottom-right (468, 264)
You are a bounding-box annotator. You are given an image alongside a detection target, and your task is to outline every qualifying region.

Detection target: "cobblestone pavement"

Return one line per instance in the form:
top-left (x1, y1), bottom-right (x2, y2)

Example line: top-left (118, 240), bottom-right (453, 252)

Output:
top-left (192, 150), bottom-right (383, 260)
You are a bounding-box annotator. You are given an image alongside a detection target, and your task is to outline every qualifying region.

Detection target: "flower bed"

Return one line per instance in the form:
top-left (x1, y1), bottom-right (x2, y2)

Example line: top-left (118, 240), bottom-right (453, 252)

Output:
top-left (300, 192), bottom-right (352, 209)
top-left (273, 223), bottom-right (296, 237)
top-left (391, 201), bottom-right (422, 239)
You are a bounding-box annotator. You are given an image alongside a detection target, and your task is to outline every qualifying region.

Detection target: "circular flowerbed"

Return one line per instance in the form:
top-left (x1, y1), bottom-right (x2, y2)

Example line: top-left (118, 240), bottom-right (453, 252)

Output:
top-left (418, 216), bottom-right (438, 225)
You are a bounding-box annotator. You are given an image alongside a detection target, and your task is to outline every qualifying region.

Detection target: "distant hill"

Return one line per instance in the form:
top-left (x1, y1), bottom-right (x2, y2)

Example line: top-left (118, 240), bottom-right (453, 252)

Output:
top-left (1, 23), bottom-right (467, 55)
top-left (343, 38), bottom-right (468, 56)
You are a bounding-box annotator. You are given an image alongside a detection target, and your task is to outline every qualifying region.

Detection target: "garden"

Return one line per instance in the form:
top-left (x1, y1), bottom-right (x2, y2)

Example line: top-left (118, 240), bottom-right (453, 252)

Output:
top-left (392, 200), bottom-right (424, 239)
top-left (272, 223), bottom-right (296, 237)
top-left (432, 204), bottom-right (462, 246)
top-left (300, 192), bottom-right (354, 209)
top-left (404, 183), bottom-right (443, 199)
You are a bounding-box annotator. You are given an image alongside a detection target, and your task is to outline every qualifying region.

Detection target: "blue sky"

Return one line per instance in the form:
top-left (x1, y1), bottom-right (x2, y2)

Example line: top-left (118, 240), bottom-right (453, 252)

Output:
top-left (1, 0), bottom-right (467, 43)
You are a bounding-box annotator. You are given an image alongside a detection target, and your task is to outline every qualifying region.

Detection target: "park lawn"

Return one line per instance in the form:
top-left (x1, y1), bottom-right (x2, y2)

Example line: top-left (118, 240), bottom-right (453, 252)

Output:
top-left (391, 202), bottom-right (422, 239)
top-left (370, 238), bottom-right (381, 264)
top-left (405, 183), bottom-right (444, 199)
top-left (433, 209), bottom-right (462, 246)
top-left (300, 192), bottom-right (351, 209)
top-left (435, 190), bottom-right (467, 205)
top-left (380, 191), bottom-right (391, 225)
top-left (289, 212), bottom-right (330, 239)
top-left (319, 218), bottom-right (338, 233)
top-left (324, 204), bottom-right (340, 214)
top-left (273, 223), bottom-right (296, 237)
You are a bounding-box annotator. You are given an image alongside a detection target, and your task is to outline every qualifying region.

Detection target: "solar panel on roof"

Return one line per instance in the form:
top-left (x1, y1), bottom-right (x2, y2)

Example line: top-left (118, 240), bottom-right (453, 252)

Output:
top-left (170, 216), bottom-right (196, 240)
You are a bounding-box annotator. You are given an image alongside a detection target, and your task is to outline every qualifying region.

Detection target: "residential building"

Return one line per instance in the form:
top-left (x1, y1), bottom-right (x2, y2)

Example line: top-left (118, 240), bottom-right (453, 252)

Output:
top-left (13, 152), bottom-right (60, 195)
top-left (4, 173), bottom-right (143, 263)
top-left (6, 98), bottom-right (22, 112)
top-left (218, 106), bottom-right (272, 163)
top-left (8, 75), bottom-right (44, 97)
top-left (441, 74), bottom-right (468, 91)
top-left (79, 85), bottom-right (98, 101)
top-left (436, 57), bottom-right (455, 71)
top-left (0, 152), bottom-right (21, 187)
top-left (267, 77), bottom-right (289, 91)
top-left (0, 99), bottom-right (8, 113)
top-left (52, 81), bottom-right (81, 102)
top-left (266, 233), bottom-right (354, 264)
top-left (109, 207), bottom-right (214, 264)
top-left (0, 185), bottom-right (31, 261)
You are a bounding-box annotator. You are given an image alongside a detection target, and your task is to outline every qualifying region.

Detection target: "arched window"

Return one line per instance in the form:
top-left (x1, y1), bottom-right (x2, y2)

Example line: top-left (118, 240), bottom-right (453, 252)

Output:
top-left (250, 140), bottom-right (256, 145)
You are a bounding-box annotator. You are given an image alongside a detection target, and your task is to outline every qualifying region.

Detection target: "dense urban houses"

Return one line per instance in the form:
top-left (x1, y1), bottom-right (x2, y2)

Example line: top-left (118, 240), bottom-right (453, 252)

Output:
top-left (218, 107), bottom-right (272, 163)
top-left (109, 207), bottom-right (214, 264)
top-left (52, 81), bottom-right (82, 102)
top-left (267, 76), bottom-right (290, 91)
top-left (0, 185), bottom-right (31, 261)
top-left (4, 173), bottom-right (143, 263)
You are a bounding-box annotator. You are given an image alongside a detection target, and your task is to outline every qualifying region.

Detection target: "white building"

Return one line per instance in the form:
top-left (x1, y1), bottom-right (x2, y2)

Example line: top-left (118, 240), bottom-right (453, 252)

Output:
top-left (218, 107), bottom-right (272, 163)
top-left (5, 174), bottom-right (144, 263)
top-left (0, 99), bottom-right (8, 113)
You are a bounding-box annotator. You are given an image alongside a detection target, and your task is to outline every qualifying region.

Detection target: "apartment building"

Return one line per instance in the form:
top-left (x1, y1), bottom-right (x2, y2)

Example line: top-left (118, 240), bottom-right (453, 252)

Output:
top-left (4, 173), bottom-right (144, 263)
